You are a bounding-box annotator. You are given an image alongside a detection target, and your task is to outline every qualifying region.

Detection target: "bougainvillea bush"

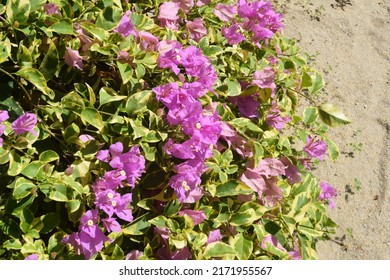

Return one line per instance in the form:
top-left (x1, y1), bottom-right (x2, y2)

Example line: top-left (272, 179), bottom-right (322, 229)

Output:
top-left (0, 0), bottom-right (350, 260)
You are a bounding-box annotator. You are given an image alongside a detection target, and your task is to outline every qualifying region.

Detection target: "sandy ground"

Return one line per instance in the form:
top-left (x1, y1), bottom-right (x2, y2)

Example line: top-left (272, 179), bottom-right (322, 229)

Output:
top-left (278, 0), bottom-right (390, 259)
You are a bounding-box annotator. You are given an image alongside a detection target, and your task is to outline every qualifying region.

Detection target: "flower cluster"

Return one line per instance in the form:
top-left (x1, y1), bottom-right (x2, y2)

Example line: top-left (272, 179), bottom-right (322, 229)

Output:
top-left (0, 111), bottom-right (38, 146)
top-left (300, 135), bottom-right (328, 169)
top-left (240, 157), bottom-right (301, 206)
top-left (215, 0), bottom-right (284, 47)
top-left (153, 42), bottom-right (221, 203)
top-left (62, 143), bottom-right (145, 259)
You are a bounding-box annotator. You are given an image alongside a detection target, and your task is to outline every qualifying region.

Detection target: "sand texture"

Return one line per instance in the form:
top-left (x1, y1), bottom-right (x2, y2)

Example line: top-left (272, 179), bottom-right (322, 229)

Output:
top-left (279, 0), bottom-right (390, 259)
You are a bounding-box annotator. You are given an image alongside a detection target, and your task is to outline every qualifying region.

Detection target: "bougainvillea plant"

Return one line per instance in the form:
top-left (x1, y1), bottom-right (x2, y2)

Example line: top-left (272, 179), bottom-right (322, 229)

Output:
top-left (0, 0), bottom-right (350, 260)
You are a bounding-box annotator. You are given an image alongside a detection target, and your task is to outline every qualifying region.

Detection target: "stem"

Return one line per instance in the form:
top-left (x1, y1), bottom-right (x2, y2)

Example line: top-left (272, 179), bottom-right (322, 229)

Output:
top-left (288, 87), bottom-right (318, 106)
top-left (0, 67), bottom-right (33, 106)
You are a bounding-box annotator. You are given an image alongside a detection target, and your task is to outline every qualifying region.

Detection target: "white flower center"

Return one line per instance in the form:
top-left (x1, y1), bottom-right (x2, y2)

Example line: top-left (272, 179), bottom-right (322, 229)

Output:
top-left (87, 220), bottom-right (94, 226)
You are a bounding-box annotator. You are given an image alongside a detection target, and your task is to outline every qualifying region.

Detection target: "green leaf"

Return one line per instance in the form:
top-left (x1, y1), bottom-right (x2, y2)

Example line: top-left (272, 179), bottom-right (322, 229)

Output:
top-left (148, 215), bottom-right (169, 228)
top-left (96, 6), bottom-right (122, 30)
top-left (130, 13), bottom-right (155, 31)
top-left (39, 150), bottom-right (59, 163)
top-left (318, 103), bottom-right (351, 127)
top-left (116, 61), bottom-right (134, 85)
top-left (8, 151), bottom-right (30, 176)
top-left (99, 87), bottom-right (127, 107)
top-left (308, 72), bottom-right (325, 93)
top-left (38, 40), bottom-right (59, 80)
top-left (122, 214), bottom-right (150, 235)
top-left (232, 233), bottom-right (253, 260)
top-left (203, 242), bottom-right (236, 258)
top-left (6, 0), bottom-right (31, 24)
top-left (325, 138), bottom-right (340, 162)
top-left (80, 108), bottom-right (104, 130)
top-left (65, 200), bottom-right (84, 222)
top-left (79, 21), bottom-right (108, 41)
top-left (301, 71), bottom-right (312, 88)
top-left (203, 45), bottom-right (224, 57)
top-left (215, 180), bottom-right (254, 197)
top-left (111, 244), bottom-right (125, 260)
top-left (30, 0), bottom-right (45, 12)
top-left (0, 219), bottom-right (21, 238)
top-left (164, 199), bottom-right (181, 217)
top-left (21, 161), bottom-right (45, 180)
top-left (13, 177), bottom-right (37, 200)
top-left (40, 212), bottom-right (60, 234)
top-left (302, 106), bottom-right (318, 124)
top-left (225, 78), bottom-right (241, 96)
top-left (17, 44), bottom-right (32, 67)
top-left (20, 208), bottom-right (34, 233)
top-left (0, 38), bottom-right (12, 64)
top-left (48, 232), bottom-right (66, 255)
top-left (230, 209), bottom-right (259, 226)
top-left (229, 118), bottom-right (263, 133)
top-left (15, 67), bottom-right (53, 98)
top-left (45, 184), bottom-right (74, 202)
top-left (251, 141), bottom-right (264, 167)
top-left (298, 225), bottom-right (324, 238)
top-left (48, 19), bottom-right (74, 35)
top-left (0, 146), bottom-right (10, 165)
top-left (126, 90), bottom-right (152, 115)
top-left (3, 239), bottom-right (23, 250)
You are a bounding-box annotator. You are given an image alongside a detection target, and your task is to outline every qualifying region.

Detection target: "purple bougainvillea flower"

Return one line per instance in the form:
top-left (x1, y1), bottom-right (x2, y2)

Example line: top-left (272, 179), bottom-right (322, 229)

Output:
top-left (319, 181), bottom-right (337, 209)
top-left (116, 11), bottom-right (136, 37)
top-left (152, 82), bottom-right (180, 105)
top-left (64, 47), bottom-right (83, 70)
top-left (44, 3), bottom-right (61, 16)
top-left (78, 229), bottom-right (109, 259)
top-left (288, 247), bottom-right (301, 260)
top-left (156, 40), bottom-right (183, 75)
top-left (241, 159), bottom-right (285, 206)
top-left (254, 158), bottom-right (286, 178)
top-left (303, 136), bottom-right (327, 160)
top-left (101, 217), bottom-right (122, 233)
top-left (252, 67), bottom-right (276, 90)
top-left (266, 101), bottom-right (291, 130)
top-left (280, 157), bottom-right (302, 185)
top-left (260, 177), bottom-right (283, 206)
top-left (137, 30), bottom-right (159, 51)
top-left (196, 0), bottom-right (210, 7)
top-left (229, 94), bottom-right (260, 119)
top-left (62, 232), bottom-right (83, 256)
top-left (214, 4), bottom-right (237, 22)
top-left (219, 122), bottom-right (253, 157)
top-left (0, 110), bottom-right (9, 122)
top-left (158, 2), bottom-right (180, 30)
top-left (178, 209), bottom-right (206, 226)
top-left (186, 18), bottom-right (207, 42)
top-left (62, 210), bottom-right (110, 259)
top-left (166, 95), bottom-right (203, 126)
top-left (207, 229), bottom-right (222, 244)
top-left (120, 146), bottom-right (146, 188)
top-left (221, 23), bottom-right (246, 45)
top-left (24, 254), bottom-right (39, 260)
top-left (251, 24), bottom-right (274, 44)
top-left (125, 250), bottom-right (144, 260)
top-left (261, 234), bottom-right (287, 252)
top-left (78, 134), bottom-right (95, 143)
top-left (0, 125), bottom-right (5, 146)
top-left (75, 23), bottom-right (94, 52)
top-left (11, 113), bottom-right (38, 135)
top-left (173, 0), bottom-right (194, 13)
